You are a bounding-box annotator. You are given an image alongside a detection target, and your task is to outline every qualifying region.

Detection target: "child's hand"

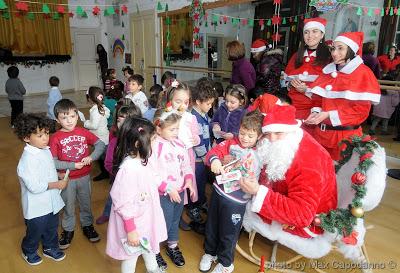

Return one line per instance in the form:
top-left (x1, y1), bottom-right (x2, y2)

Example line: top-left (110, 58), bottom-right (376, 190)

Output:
top-left (223, 133), bottom-right (234, 140)
top-left (58, 179), bottom-right (68, 190)
top-left (75, 162), bottom-right (85, 169)
top-left (213, 124), bottom-right (221, 132)
top-left (127, 230), bottom-right (140, 246)
top-left (211, 159), bottom-right (224, 174)
top-left (168, 188), bottom-right (182, 203)
top-left (221, 155), bottom-right (235, 165)
top-left (185, 180), bottom-right (195, 198)
top-left (81, 156), bottom-right (93, 165)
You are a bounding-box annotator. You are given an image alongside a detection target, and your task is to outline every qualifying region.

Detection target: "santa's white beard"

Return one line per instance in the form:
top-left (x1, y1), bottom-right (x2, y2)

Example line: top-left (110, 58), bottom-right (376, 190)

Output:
top-left (257, 128), bottom-right (303, 182)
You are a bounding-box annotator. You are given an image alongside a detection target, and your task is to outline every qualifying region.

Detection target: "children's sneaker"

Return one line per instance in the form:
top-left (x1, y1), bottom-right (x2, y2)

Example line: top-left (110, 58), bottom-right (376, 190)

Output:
top-left (199, 253), bottom-right (218, 272)
top-left (59, 230), bottom-right (74, 250)
top-left (43, 248), bottom-right (66, 261)
top-left (211, 263), bottom-right (234, 273)
top-left (166, 246), bottom-right (185, 267)
top-left (187, 207), bottom-right (203, 223)
top-left (21, 252), bottom-right (42, 266)
top-left (95, 215), bottom-right (109, 225)
top-left (155, 253), bottom-right (168, 271)
top-left (82, 225), bottom-right (100, 243)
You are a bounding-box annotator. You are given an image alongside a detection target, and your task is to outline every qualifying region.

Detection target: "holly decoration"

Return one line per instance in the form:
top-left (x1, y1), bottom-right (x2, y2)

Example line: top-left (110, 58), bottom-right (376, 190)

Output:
top-left (319, 134), bottom-right (377, 241)
top-left (189, 0), bottom-right (204, 61)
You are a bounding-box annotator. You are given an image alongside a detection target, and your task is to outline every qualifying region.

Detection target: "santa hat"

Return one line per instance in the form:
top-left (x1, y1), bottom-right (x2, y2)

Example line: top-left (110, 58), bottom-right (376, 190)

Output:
top-left (334, 32), bottom-right (364, 55)
top-left (303, 17), bottom-right (327, 33)
top-left (262, 105), bottom-right (302, 133)
top-left (251, 39), bottom-right (268, 53)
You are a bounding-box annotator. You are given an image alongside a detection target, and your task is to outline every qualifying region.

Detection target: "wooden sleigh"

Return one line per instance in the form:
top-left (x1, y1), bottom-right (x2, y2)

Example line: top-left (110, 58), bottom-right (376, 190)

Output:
top-left (236, 137), bottom-right (387, 273)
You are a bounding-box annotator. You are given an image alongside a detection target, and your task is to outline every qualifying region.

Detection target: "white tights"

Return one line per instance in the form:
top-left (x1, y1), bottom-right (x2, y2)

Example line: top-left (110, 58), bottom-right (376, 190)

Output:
top-left (121, 252), bottom-right (158, 273)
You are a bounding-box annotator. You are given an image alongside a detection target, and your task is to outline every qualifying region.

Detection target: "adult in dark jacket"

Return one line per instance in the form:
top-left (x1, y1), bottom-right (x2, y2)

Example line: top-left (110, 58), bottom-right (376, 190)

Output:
top-left (251, 39), bottom-right (283, 95)
top-left (226, 40), bottom-right (256, 92)
top-left (96, 44), bottom-right (108, 86)
top-left (362, 42), bottom-right (381, 79)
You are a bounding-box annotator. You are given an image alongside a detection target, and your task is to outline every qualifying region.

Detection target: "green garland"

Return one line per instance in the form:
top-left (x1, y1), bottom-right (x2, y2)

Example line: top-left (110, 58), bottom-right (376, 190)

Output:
top-left (317, 134), bottom-right (378, 238)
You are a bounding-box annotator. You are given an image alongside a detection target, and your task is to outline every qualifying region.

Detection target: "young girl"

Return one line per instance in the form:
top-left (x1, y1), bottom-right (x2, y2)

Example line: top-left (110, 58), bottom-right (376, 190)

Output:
top-left (106, 117), bottom-right (167, 273)
top-left (152, 109), bottom-right (195, 270)
top-left (211, 84), bottom-right (248, 143)
top-left (96, 104), bottom-right (142, 225)
top-left (166, 80), bottom-right (201, 227)
top-left (105, 81), bottom-right (124, 129)
top-left (122, 66), bottom-right (134, 93)
top-left (84, 86), bottom-right (110, 180)
top-left (104, 68), bottom-right (118, 94)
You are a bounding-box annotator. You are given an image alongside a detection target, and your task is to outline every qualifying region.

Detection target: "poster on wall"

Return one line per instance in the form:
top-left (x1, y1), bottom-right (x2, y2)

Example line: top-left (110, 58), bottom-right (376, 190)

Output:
top-left (333, 5), bottom-right (359, 37)
top-left (125, 53), bottom-right (132, 64)
top-left (310, 0), bottom-right (341, 12)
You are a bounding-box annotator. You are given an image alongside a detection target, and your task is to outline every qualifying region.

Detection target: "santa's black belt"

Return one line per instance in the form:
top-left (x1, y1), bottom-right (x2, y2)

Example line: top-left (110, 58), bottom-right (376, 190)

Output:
top-left (320, 124), bottom-right (360, 131)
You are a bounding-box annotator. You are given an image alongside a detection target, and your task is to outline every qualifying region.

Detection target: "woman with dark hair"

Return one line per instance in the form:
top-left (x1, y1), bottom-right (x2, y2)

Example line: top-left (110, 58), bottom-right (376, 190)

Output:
top-left (285, 18), bottom-right (331, 125)
top-left (362, 41), bottom-right (381, 79)
top-left (378, 45), bottom-right (400, 75)
top-left (226, 40), bottom-right (256, 92)
top-left (96, 44), bottom-right (108, 86)
top-left (304, 32), bottom-right (381, 160)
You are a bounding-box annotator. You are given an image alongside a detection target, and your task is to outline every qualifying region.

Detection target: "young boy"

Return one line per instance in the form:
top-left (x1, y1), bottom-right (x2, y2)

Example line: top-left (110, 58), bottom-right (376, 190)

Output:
top-left (49, 99), bottom-right (105, 249)
top-left (15, 113), bottom-right (67, 265)
top-left (125, 74), bottom-right (149, 115)
top-left (122, 66), bottom-right (134, 93)
top-left (188, 78), bottom-right (217, 232)
top-left (47, 76), bottom-right (62, 120)
top-left (199, 111), bottom-right (263, 273)
top-left (6, 66), bottom-right (26, 127)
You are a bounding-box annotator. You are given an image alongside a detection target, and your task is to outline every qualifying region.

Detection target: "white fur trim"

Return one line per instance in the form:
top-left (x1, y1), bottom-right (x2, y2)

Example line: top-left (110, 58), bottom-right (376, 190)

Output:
top-left (251, 185), bottom-right (269, 213)
top-left (276, 99), bottom-right (283, 105)
top-left (304, 50), bottom-right (317, 57)
top-left (305, 89), bottom-right (313, 99)
top-left (335, 36), bottom-right (359, 55)
top-left (322, 56), bottom-right (363, 75)
top-left (251, 46), bottom-right (266, 53)
top-left (298, 74), bottom-right (318, 82)
top-left (304, 21), bottom-right (325, 33)
top-left (311, 86), bottom-right (381, 104)
top-left (325, 85), bottom-right (332, 91)
top-left (303, 71), bottom-right (309, 76)
top-left (331, 71), bottom-right (338, 78)
top-left (328, 110), bottom-right (341, 126)
top-left (262, 120), bottom-right (302, 133)
top-left (311, 107), bottom-right (322, 113)
top-left (303, 227), bottom-right (319, 238)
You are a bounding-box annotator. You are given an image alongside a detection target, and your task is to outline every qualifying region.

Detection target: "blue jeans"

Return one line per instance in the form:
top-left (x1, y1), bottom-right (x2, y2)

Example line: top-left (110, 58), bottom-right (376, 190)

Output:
top-left (22, 212), bottom-right (60, 255)
top-left (160, 192), bottom-right (185, 242)
top-left (188, 162), bottom-right (208, 209)
top-left (102, 194), bottom-right (112, 217)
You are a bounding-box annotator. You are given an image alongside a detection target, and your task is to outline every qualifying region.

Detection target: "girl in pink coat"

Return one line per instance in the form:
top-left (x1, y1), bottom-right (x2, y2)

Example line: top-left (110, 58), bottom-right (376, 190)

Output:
top-left (106, 117), bottom-right (167, 273)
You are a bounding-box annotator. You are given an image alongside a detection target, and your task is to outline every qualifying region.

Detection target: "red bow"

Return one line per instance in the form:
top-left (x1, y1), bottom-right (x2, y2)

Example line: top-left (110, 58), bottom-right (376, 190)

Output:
top-left (341, 231), bottom-right (358, 245)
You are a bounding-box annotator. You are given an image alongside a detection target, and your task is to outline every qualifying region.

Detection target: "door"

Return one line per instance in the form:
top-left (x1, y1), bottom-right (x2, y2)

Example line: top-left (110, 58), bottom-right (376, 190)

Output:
top-left (131, 10), bottom-right (156, 92)
top-left (72, 29), bottom-right (101, 91)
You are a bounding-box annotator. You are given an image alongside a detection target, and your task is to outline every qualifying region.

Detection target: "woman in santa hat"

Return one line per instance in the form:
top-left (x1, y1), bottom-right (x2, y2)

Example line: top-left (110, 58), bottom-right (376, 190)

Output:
top-left (304, 32), bottom-right (381, 160)
top-left (251, 39), bottom-right (283, 95)
top-left (284, 18), bottom-right (331, 129)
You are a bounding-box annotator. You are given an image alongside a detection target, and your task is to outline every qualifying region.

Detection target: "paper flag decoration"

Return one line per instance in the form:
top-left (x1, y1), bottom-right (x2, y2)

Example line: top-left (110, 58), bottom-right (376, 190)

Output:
top-left (92, 6), bottom-right (100, 16)
top-left (53, 12), bottom-right (61, 20)
top-left (122, 21), bottom-right (124, 28)
top-left (106, 6), bottom-right (115, 15)
top-left (367, 8), bottom-right (373, 17)
top-left (356, 7), bottom-right (362, 16)
top-left (42, 4), bottom-right (50, 14)
top-left (122, 34), bottom-right (125, 40)
top-left (390, 7), bottom-right (394, 16)
top-left (370, 29), bottom-right (377, 37)
top-left (16, 2), bottom-right (29, 12)
top-left (121, 5), bottom-right (128, 14)
top-left (249, 19), bottom-right (254, 27)
top-left (165, 3), bottom-right (168, 12)
top-left (165, 17), bottom-right (171, 25)
top-left (57, 5), bottom-right (66, 14)
top-left (76, 6), bottom-right (84, 16)
top-left (157, 2), bottom-right (163, 11)
top-left (27, 12), bottom-right (35, 20)
top-left (282, 17), bottom-right (286, 24)
top-left (267, 19), bottom-right (271, 26)
top-left (2, 11), bottom-right (10, 19)
top-left (0, 0), bottom-right (8, 10)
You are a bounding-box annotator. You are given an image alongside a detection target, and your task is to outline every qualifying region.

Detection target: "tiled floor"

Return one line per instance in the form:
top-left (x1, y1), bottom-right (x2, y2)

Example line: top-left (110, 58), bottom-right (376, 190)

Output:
top-left (0, 90), bottom-right (89, 117)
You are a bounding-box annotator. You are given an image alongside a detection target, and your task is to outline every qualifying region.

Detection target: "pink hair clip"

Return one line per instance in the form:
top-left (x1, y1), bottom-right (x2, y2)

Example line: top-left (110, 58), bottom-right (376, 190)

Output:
top-left (138, 127), bottom-right (144, 132)
top-left (171, 79), bottom-right (179, 88)
top-left (97, 94), bottom-right (104, 101)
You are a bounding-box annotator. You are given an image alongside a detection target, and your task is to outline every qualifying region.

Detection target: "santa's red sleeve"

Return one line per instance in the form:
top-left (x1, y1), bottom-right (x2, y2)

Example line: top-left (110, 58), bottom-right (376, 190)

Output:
top-left (284, 53), bottom-right (297, 76)
top-left (205, 138), bottom-right (236, 166)
top-left (251, 167), bottom-right (323, 228)
top-left (326, 99), bottom-right (371, 126)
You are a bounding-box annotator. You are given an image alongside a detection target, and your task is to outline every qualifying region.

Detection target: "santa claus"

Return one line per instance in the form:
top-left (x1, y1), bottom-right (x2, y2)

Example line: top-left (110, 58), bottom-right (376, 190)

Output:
top-left (240, 105), bottom-right (337, 249)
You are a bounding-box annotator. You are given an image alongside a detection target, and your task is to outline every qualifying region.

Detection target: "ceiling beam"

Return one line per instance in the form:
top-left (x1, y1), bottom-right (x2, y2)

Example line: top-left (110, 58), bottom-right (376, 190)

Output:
top-left (157, 0), bottom-right (254, 17)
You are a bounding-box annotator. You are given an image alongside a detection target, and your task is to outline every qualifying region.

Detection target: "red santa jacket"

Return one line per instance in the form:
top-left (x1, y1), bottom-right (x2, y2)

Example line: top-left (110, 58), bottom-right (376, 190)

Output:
top-left (309, 56), bottom-right (381, 160)
top-left (285, 50), bottom-right (325, 120)
top-left (252, 131), bottom-right (337, 238)
top-left (377, 54), bottom-right (400, 73)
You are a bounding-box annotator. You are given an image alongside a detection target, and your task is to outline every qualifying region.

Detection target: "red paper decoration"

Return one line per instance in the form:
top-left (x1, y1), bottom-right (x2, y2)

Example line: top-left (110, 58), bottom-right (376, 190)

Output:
top-left (16, 2), bottom-right (29, 12)
top-left (271, 15), bottom-right (281, 25)
top-left (121, 5), bottom-right (128, 14)
top-left (273, 0), bottom-right (282, 4)
top-left (56, 5), bottom-right (66, 14)
top-left (272, 32), bottom-right (282, 42)
top-left (92, 6), bottom-right (100, 16)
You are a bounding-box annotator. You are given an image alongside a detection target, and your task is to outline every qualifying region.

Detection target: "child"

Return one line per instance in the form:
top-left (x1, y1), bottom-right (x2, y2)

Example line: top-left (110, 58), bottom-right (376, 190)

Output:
top-left (15, 113), bottom-right (67, 265)
top-left (125, 74), bottom-right (149, 115)
top-left (47, 76), bottom-right (62, 120)
top-left (152, 109), bottom-right (195, 270)
top-left (5, 66), bottom-right (26, 127)
top-left (96, 104), bottom-right (143, 225)
top-left (211, 84), bottom-right (248, 143)
top-left (49, 99), bottom-right (105, 249)
top-left (213, 81), bottom-right (224, 107)
top-left (199, 111), bottom-right (263, 273)
top-left (105, 81), bottom-right (124, 128)
top-left (106, 117), bottom-right (167, 273)
top-left (84, 86), bottom-right (111, 181)
top-left (161, 71), bottom-right (175, 90)
top-left (143, 93), bottom-right (158, 122)
top-left (104, 68), bottom-right (118, 94)
top-left (188, 78), bottom-right (217, 231)
top-left (150, 84), bottom-right (163, 97)
top-left (122, 66), bottom-right (134, 93)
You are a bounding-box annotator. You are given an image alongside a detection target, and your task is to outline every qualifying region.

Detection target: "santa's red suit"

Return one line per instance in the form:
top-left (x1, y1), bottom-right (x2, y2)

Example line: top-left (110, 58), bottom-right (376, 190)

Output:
top-left (252, 130), bottom-right (337, 238)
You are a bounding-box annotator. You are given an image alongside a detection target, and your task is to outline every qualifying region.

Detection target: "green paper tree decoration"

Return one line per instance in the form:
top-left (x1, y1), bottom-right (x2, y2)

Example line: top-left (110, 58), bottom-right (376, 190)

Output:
top-left (205, 20), bottom-right (208, 27)
top-left (165, 3), bottom-right (168, 12)
top-left (0, 0), bottom-right (8, 10)
top-left (398, 8), bottom-right (400, 15)
top-left (165, 17), bottom-right (171, 25)
top-left (42, 4), bottom-right (50, 14)
top-left (27, 12), bottom-right (35, 20)
top-left (106, 6), bottom-right (115, 15)
top-left (356, 7), bottom-right (362, 16)
top-left (370, 29), bottom-right (377, 37)
top-left (76, 6), bottom-right (84, 16)
top-left (390, 7), bottom-right (394, 16)
top-left (52, 12), bottom-right (61, 20)
top-left (249, 19), bottom-right (254, 27)
top-left (367, 8), bottom-right (373, 17)
top-left (282, 17), bottom-right (286, 24)
top-left (267, 19), bottom-right (271, 26)
top-left (82, 11), bottom-right (88, 18)
top-left (2, 10), bottom-right (10, 19)
top-left (122, 34), bottom-right (125, 40)
top-left (157, 2), bottom-right (163, 12)
top-left (381, 8), bottom-right (384, 16)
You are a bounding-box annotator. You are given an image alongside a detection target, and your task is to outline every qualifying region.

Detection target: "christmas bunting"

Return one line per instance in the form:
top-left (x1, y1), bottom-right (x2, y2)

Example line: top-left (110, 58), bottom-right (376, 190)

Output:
top-left (42, 4), bottom-right (50, 14)
top-left (0, 0), bottom-right (7, 10)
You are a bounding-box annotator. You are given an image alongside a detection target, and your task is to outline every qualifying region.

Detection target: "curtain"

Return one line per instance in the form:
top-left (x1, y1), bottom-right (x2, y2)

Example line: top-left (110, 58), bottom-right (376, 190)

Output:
top-left (0, 0), bottom-right (71, 55)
